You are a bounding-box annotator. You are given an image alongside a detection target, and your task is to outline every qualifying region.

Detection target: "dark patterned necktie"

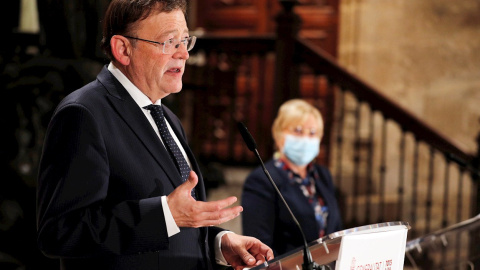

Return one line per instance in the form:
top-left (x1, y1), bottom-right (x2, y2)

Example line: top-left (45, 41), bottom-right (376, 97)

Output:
top-left (143, 104), bottom-right (192, 185)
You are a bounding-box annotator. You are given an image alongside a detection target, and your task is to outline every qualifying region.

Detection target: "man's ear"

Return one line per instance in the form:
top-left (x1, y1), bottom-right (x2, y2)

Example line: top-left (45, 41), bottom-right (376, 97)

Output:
top-left (110, 35), bottom-right (132, 65)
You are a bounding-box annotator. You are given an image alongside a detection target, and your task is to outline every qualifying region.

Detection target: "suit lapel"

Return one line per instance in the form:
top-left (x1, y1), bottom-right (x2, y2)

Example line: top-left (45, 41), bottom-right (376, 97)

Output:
top-left (314, 166), bottom-right (337, 229)
top-left (96, 66), bottom-right (184, 189)
top-left (313, 166), bottom-right (330, 205)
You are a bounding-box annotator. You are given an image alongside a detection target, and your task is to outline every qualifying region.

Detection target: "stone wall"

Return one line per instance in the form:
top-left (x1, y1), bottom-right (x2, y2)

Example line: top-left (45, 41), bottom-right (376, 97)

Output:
top-left (338, 0), bottom-right (480, 153)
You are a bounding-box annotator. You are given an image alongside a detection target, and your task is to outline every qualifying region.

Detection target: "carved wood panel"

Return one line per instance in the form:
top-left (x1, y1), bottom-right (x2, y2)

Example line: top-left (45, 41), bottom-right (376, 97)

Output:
top-left (191, 0), bottom-right (339, 166)
top-left (195, 0), bottom-right (339, 56)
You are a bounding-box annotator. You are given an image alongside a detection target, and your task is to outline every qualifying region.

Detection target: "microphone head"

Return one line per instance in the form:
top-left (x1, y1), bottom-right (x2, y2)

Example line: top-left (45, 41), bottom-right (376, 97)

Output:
top-left (237, 122), bottom-right (257, 152)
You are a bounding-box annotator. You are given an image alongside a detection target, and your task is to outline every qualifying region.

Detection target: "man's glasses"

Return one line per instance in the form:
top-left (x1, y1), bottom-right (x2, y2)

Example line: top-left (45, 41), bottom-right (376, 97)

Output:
top-left (123, 35), bottom-right (196, 54)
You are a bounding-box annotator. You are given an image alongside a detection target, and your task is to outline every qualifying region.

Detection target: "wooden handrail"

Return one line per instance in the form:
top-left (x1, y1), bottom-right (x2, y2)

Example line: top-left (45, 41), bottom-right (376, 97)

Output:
top-left (296, 37), bottom-right (476, 164)
top-left (189, 34), bottom-right (477, 172)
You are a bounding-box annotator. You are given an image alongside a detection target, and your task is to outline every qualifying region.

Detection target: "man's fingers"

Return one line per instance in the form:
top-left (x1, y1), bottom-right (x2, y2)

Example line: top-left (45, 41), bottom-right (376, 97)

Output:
top-left (175, 200), bottom-right (242, 228)
top-left (199, 196), bottom-right (238, 212)
top-left (200, 208), bottom-right (242, 226)
top-left (240, 251), bottom-right (256, 266)
top-left (254, 253), bottom-right (266, 266)
top-left (263, 246), bottom-right (274, 261)
top-left (190, 205), bottom-right (242, 226)
top-left (255, 247), bottom-right (273, 263)
top-left (249, 242), bottom-right (274, 262)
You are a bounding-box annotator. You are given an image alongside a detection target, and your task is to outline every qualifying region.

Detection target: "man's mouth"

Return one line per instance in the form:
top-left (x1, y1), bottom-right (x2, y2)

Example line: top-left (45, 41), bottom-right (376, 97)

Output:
top-left (168, 68), bottom-right (181, 73)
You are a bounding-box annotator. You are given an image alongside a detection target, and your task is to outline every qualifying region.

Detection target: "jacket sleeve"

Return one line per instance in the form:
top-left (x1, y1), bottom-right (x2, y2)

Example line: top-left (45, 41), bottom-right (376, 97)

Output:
top-left (37, 103), bottom-right (169, 258)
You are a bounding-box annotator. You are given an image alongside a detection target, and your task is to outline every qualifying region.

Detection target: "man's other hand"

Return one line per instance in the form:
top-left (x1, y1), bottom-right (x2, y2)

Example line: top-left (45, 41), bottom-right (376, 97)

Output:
top-left (220, 233), bottom-right (274, 270)
top-left (167, 171), bottom-right (243, 227)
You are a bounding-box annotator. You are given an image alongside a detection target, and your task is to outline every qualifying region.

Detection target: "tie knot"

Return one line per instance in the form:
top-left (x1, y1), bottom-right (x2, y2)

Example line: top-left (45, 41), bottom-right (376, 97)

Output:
top-left (144, 104), bottom-right (164, 117)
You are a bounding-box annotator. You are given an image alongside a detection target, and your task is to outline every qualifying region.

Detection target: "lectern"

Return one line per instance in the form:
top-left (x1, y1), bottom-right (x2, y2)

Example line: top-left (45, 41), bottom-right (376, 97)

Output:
top-left (250, 221), bottom-right (410, 270)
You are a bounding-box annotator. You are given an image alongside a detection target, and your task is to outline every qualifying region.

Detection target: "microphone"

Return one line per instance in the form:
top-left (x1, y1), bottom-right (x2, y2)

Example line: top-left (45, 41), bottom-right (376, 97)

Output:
top-left (237, 122), bottom-right (322, 270)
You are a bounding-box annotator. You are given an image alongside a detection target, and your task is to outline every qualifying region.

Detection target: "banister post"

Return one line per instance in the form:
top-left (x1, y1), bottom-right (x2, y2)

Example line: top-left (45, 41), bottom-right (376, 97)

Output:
top-left (471, 125), bottom-right (480, 269)
top-left (274, 0), bottom-right (301, 112)
top-left (474, 129), bottom-right (480, 215)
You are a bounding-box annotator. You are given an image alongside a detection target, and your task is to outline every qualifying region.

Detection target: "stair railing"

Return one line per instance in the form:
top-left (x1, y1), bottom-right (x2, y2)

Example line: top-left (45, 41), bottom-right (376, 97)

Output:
top-left (179, 1), bottom-right (480, 268)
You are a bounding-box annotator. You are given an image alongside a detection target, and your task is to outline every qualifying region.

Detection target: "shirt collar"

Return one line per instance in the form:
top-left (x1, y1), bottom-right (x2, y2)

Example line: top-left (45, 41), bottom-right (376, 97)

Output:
top-left (108, 62), bottom-right (161, 107)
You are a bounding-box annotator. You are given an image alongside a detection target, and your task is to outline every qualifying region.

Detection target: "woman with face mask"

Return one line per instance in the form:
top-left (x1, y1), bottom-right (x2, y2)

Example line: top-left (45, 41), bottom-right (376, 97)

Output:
top-left (241, 99), bottom-right (343, 256)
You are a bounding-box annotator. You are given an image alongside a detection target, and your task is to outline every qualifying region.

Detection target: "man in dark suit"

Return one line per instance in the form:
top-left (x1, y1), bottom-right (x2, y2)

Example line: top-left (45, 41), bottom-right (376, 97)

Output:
top-left (36, 0), bottom-right (273, 269)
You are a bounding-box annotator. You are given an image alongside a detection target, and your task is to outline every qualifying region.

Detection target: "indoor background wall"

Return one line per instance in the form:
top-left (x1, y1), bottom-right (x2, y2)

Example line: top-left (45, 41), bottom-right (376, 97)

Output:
top-left (2, 0), bottom-right (479, 268)
top-left (339, 0), bottom-right (480, 153)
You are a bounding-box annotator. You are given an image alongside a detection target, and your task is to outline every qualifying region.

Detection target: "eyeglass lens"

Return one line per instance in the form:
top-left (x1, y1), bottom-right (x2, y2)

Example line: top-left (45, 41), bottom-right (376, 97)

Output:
top-left (165, 36), bottom-right (196, 54)
top-left (292, 126), bottom-right (317, 137)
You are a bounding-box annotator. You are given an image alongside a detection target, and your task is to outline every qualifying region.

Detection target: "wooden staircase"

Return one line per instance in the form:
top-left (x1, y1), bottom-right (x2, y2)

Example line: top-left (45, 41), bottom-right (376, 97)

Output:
top-left (172, 1), bottom-right (480, 268)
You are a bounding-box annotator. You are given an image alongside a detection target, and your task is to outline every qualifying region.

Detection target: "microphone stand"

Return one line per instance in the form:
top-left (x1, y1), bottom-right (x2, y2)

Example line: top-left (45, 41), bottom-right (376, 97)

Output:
top-left (237, 122), bottom-right (326, 270)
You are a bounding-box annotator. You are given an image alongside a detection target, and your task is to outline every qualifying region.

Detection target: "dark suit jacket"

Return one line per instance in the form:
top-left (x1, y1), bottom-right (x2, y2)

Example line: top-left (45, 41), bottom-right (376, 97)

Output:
top-left (37, 66), bottom-right (223, 270)
top-left (242, 160), bottom-right (342, 256)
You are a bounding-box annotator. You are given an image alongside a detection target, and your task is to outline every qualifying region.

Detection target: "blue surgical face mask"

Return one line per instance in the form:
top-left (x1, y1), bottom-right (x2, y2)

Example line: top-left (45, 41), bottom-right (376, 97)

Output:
top-left (282, 134), bottom-right (320, 166)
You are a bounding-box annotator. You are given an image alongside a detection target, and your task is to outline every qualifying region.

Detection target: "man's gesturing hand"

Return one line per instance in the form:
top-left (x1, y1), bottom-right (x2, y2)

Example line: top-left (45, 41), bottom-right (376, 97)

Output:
top-left (167, 171), bottom-right (243, 228)
top-left (221, 233), bottom-right (274, 270)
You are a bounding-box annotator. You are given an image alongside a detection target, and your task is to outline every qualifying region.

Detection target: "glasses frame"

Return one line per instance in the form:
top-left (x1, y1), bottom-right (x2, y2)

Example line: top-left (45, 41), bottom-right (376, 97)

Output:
top-left (123, 35), bottom-right (196, 54)
top-left (288, 125), bottom-right (319, 138)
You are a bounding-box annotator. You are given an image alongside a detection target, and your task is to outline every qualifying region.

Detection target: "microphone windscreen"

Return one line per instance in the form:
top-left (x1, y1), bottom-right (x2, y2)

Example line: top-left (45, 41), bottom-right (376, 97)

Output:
top-left (237, 122), bottom-right (257, 151)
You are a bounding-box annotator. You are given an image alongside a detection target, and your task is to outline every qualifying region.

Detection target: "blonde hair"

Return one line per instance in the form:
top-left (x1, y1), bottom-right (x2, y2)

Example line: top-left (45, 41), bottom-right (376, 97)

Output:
top-left (271, 99), bottom-right (324, 145)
